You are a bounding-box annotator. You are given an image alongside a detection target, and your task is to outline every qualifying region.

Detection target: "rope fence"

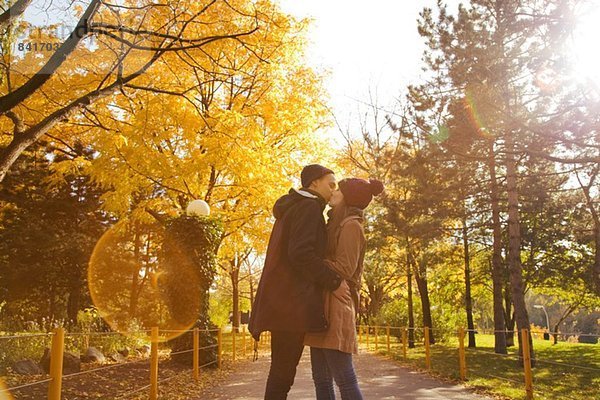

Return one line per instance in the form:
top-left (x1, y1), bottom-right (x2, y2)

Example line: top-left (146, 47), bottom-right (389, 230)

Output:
top-left (2, 323), bottom-right (596, 399)
top-left (0, 333), bottom-right (55, 340)
top-left (0, 324), bottom-right (261, 400)
top-left (357, 324), bottom-right (599, 400)
top-left (0, 377), bottom-right (53, 392)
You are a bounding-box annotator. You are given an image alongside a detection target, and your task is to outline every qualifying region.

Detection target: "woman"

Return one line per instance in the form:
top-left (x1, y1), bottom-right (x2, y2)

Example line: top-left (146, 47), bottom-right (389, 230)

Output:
top-left (304, 177), bottom-right (384, 400)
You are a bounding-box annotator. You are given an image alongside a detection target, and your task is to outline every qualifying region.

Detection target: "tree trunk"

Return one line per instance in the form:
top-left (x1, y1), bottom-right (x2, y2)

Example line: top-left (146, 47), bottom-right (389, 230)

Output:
top-left (407, 267), bottom-right (415, 348)
top-left (248, 259), bottom-right (255, 324)
top-left (552, 323), bottom-right (561, 345)
top-left (413, 259), bottom-right (435, 344)
top-left (504, 292), bottom-right (516, 347)
top-left (49, 286), bottom-right (56, 323)
top-left (67, 289), bottom-right (81, 324)
top-left (461, 217), bottom-right (476, 348)
top-left (367, 285), bottom-right (385, 319)
top-left (232, 280), bottom-right (240, 333)
top-left (552, 305), bottom-right (578, 345)
top-left (575, 170), bottom-right (600, 295)
top-left (594, 227), bottom-right (600, 295)
top-left (249, 281), bottom-right (254, 315)
top-left (129, 229), bottom-right (141, 317)
top-left (488, 140), bottom-right (507, 353)
top-left (505, 132), bottom-right (534, 363)
top-left (230, 260), bottom-right (240, 333)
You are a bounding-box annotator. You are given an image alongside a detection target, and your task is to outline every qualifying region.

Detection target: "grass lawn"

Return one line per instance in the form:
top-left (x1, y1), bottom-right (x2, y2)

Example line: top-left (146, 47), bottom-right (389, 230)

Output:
top-left (362, 331), bottom-right (599, 400)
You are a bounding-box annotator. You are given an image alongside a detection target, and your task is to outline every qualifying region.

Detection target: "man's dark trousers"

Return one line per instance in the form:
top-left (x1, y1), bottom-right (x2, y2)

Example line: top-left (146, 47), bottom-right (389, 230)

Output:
top-left (264, 331), bottom-right (305, 400)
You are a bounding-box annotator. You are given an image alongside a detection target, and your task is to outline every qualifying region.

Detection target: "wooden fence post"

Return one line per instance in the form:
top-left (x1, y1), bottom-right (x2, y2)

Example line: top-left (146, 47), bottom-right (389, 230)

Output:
top-left (402, 328), bottom-right (408, 360)
top-left (150, 327), bottom-right (159, 400)
top-left (366, 326), bottom-right (370, 350)
top-left (47, 327), bottom-right (65, 400)
top-left (521, 329), bottom-right (534, 400)
top-left (193, 328), bottom-right (199, 381)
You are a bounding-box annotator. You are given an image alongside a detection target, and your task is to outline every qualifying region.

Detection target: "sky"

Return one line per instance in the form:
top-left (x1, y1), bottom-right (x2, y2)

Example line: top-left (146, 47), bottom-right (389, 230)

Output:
top-left (276, 0), bottom-right (460, 142)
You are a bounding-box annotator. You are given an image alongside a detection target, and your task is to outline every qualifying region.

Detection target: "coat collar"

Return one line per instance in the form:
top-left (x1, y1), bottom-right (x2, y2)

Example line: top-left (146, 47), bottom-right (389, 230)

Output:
top-left (297, 188), bottom-right (328, 209)
top-left (294, 188), bottom-right (318, 198)
top-left (340, 207), bottom-right (364, 226)
top-left (340, 214), bottom-right (363, 227)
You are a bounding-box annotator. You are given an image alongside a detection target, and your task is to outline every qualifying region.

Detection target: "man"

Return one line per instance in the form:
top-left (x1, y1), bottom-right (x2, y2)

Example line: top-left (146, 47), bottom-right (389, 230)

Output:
top-left (249, 164), bottom-right (342, 400)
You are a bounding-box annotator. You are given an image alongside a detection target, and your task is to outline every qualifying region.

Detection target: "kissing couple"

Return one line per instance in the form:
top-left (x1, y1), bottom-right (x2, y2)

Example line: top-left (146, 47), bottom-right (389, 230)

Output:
top-left (249, 164), bottom-right (384, 400)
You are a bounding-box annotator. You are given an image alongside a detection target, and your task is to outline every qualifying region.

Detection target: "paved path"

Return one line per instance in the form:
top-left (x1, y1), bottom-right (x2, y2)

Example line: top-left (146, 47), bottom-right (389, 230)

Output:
top-left (201, 349), bottom-right (492, 399)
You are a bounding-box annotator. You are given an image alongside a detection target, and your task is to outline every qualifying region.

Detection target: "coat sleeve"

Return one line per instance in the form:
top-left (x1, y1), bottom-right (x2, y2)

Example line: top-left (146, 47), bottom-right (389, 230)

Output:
top-left (287, 200), bottom-right (341, 290)
top-left (331, 220), bottom-right (365, 279)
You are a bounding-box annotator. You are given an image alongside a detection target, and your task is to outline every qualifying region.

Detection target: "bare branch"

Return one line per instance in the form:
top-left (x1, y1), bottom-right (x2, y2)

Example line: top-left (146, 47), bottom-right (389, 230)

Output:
top-left (91, 26), bottom-right (260, 52)
top-left (526, 149), bottom-right (600, 164)
top-left (0, 0), bottom-right (102, 114)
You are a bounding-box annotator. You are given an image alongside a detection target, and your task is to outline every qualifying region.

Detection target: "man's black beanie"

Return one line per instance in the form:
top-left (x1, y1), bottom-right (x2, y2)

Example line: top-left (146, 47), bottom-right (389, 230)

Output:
top-left (301, 164), bottom-right (335, 188)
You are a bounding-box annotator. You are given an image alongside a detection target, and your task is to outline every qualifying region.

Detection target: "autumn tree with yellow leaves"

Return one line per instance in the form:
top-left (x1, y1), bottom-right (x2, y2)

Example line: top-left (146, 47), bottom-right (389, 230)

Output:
top-left (0, 0), bottom-right (332, 328)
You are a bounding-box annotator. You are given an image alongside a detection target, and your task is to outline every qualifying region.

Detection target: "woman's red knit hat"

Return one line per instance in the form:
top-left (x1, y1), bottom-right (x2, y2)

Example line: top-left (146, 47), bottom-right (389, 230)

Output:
top-left (339, 178), bottom-right (384, 209)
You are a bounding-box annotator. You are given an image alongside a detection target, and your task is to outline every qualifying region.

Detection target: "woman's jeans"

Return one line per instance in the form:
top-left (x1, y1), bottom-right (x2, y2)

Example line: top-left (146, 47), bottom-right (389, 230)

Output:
top-left (310, 347), bottom-right (364, 400)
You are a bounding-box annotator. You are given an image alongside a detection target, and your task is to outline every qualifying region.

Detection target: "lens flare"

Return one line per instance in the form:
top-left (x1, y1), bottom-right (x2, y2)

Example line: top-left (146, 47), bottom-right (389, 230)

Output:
top-left (88, 223), bottom-right (202, 341)
top-left (463, 90), bottom-right (493, 140)
top-left (0, 379), bottom-right (13, 400)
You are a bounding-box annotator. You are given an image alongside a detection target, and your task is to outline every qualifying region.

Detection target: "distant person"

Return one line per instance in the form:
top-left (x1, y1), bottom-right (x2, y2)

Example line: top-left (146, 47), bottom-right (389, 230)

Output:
top-left (249, 164), bottom-right (343, 400)
top-left (304, 178), bottom-right (384, 400)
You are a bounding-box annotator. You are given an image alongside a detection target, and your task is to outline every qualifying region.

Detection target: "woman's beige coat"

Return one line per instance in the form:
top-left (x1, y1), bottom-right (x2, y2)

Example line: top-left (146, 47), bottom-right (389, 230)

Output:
top-left (304, 214), bottom-right (366, 354)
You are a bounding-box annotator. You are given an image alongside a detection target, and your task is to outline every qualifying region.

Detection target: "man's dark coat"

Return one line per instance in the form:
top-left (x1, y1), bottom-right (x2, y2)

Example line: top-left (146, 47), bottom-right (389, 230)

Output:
top-left (249, 188), bottom-right (341, 340)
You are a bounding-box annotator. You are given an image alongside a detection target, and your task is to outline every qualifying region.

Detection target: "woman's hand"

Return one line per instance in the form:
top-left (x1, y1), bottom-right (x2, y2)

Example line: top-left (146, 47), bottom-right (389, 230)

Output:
top-left (332, 279), bottom-right (352, 304)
